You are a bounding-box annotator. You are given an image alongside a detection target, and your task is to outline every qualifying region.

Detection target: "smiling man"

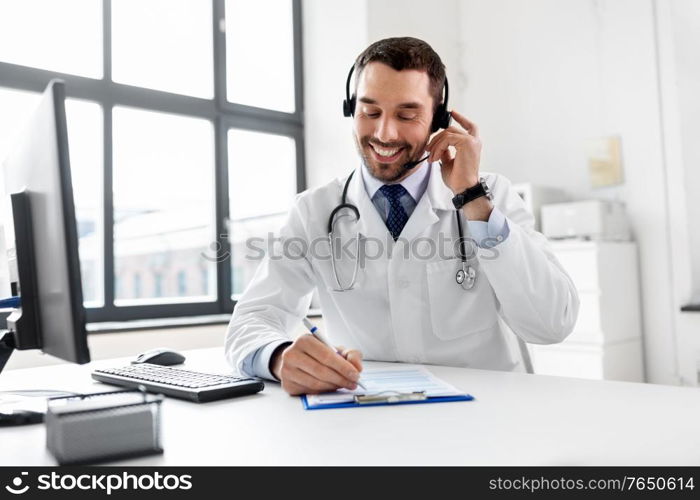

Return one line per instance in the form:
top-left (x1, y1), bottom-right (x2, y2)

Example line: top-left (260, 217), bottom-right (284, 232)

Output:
top-left (225, 37), bottom-right (579, 396)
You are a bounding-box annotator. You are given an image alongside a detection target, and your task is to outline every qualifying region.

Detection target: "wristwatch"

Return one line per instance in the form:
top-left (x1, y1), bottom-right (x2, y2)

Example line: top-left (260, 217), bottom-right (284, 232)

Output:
top-left (452, 178), bottom-right (493, 209)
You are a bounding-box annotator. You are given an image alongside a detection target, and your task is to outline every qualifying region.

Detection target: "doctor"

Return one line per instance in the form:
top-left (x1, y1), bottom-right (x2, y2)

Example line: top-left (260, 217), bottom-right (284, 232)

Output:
top-left (225, 37), bottom-right (579, 396)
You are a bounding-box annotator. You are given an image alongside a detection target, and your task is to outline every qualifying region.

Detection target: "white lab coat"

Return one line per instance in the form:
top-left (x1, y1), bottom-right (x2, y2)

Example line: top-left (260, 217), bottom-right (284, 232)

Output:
top-left (225, 163), bottom-right (579, 376)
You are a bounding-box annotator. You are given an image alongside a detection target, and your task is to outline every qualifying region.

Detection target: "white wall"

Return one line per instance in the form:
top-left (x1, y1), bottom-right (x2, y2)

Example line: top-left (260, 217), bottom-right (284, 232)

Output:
top-left (655, 0), bottom-right (700, 385)
top-left (670, 0), bottom-right (700, 297)
top-left (458, 0), bottom-right (682, 385)
top-left (301, 0), bottom-right (698, 385)
top-left (366, 0), bottom-right (467, 111)
top-left (459, 0), bottom-right (600, 195)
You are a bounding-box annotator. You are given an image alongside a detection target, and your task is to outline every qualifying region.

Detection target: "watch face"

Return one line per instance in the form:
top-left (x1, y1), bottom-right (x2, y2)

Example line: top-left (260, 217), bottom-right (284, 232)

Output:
top-left (480, 178), bottom-right (493, 200)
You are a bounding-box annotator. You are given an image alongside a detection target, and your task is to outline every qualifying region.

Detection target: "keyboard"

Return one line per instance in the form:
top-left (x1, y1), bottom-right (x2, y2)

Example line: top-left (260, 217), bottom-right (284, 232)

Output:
top-left (91, 364), bottom-right (264, 403)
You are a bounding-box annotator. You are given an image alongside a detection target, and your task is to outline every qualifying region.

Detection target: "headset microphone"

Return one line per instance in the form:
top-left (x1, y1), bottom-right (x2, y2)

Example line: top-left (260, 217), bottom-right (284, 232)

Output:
top-left (402, 154), bottom-right (430, 170)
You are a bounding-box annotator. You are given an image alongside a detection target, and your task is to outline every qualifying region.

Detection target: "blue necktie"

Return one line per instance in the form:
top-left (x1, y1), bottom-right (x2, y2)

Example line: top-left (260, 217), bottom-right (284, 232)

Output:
top-left (379, 184), bottom-right (409, 240)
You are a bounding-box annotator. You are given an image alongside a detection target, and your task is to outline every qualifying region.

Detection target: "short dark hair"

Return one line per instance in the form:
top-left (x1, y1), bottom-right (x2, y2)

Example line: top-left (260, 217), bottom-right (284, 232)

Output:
top-left (354, 37), bottom-right (446, 111)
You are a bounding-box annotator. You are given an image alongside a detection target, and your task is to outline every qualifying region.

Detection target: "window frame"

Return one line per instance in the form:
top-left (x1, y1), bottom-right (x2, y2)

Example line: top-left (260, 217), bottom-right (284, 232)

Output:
top-left (0, 0), bottom-right (305, 322)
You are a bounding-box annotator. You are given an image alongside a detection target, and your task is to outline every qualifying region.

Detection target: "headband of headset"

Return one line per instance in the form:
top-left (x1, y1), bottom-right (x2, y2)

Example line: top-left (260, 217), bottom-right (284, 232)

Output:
top-left (342, 63), bottom-right (451, 133)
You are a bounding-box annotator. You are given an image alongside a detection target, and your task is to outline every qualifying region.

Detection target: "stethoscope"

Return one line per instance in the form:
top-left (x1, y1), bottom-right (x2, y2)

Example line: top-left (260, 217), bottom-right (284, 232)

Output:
top-left (328, 170), bottom-right (477, 292)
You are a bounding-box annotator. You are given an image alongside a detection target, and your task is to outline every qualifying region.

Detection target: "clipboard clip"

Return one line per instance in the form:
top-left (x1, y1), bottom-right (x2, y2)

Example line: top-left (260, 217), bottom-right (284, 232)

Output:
top-left (353, 391), bottom-right (427, 405)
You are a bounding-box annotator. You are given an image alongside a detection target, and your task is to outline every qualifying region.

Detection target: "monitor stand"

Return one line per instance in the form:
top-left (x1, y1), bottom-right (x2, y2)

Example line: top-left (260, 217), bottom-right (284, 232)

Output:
top-left (0, 329), bottom-right (76, 426)
top-left (0, 329), bottom-right (40, 425)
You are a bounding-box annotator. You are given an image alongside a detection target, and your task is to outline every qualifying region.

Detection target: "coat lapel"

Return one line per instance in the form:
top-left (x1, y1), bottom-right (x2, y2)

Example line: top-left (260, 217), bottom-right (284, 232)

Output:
top-left (345, 164), bottom-right (390, 241)
top-left (399, 162), bottom-right (454, 242)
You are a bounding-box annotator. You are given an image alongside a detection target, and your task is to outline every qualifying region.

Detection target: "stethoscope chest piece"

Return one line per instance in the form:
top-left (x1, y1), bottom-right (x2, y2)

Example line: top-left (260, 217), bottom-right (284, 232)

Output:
top-left (456, 262), bottom-right (477, 290)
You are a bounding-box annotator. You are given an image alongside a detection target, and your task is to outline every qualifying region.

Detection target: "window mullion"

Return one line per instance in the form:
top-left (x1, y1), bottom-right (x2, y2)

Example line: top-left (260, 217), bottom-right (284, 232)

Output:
top-left (102, 0), bottom-right (115, 311)
top-left (213, 0), bottom-right (232, 312)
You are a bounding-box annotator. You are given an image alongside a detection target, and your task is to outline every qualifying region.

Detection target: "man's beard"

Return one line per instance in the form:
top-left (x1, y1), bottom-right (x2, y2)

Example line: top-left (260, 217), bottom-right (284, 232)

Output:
top-left (354, 135), bottom-right (430, 183)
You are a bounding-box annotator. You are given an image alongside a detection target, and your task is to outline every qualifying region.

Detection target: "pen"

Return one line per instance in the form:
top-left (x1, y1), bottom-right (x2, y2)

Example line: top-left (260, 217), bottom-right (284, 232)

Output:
top-left (302, 318), bottom-right (366, 391)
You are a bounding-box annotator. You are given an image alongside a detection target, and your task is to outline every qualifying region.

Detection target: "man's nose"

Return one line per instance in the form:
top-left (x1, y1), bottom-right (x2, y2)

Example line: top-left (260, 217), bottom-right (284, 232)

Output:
top-left (374, 116), bottom-right (399, 143)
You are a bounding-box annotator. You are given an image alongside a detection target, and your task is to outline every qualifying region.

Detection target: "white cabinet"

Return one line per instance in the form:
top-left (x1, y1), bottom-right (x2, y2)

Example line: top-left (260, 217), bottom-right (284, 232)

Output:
top-left (529, 241), bottom-right (645, 381)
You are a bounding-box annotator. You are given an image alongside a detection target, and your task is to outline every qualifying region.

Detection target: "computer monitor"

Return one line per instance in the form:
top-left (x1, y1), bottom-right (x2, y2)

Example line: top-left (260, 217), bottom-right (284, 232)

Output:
top-left (0, 79), bottom-right (90, 375)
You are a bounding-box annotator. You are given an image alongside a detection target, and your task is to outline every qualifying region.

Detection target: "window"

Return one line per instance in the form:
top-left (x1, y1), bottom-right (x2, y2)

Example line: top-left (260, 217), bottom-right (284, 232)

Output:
top-left (227, 129), bottom-right (297, 297)
top-left (111, 0), bottom-right (213, 98)
top-left (225, 0), bottom-right (295, 112)
top-left (177, 271), bottom-right (187, 296)
top-left (0, 0), bottom-right (304, 322)
top-left (0, 89), bottom-right (41, 162)
top-left (0, 0), bottom-right (102, 78)
top-left (115, 275), bottom-right (123, 298)
top-left (200, 268), bottom-right (209, 296)
top-left (65, 99), bottom-right (104, 307)
top-left (154, 272), bottom-right (164, 298)
top-left (112, 107), bottom-right (216, 305)
top-left (133, 273), bottom-right (142, 298)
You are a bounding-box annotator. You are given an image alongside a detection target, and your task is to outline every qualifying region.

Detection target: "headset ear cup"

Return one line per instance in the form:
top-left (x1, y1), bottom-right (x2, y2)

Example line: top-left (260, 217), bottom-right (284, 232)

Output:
top-left (431, 105), bottom-right (450, 133)
top-left (343, 96), bottom-right (356, 118)
top-left (440, 109), bottom-right (452, 129)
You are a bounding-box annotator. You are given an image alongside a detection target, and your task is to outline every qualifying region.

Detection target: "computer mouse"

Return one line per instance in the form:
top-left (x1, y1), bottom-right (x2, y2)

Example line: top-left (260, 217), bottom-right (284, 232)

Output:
top-left (0, 410), bottom-right (45, 426)
top-left (132, 348), bottom-right (186, 366)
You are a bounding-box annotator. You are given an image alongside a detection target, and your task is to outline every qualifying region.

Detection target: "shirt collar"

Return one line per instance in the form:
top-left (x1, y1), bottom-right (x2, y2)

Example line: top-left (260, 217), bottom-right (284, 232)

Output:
top-left (360, 158), bottom-right (431, 202)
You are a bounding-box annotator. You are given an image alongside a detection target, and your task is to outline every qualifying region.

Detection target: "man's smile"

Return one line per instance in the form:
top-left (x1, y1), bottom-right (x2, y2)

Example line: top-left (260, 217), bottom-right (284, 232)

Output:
top-left (368, 143), bottom-right (405, 163)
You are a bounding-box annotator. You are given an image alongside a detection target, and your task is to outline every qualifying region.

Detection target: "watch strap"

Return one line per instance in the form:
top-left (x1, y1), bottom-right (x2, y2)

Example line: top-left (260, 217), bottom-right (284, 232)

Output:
top-left (452, 179), bottom-right (490, 209)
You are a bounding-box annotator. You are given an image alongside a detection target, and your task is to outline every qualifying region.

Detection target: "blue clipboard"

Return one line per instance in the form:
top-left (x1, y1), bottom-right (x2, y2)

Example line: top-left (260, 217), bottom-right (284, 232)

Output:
top-left (301, 393), bottom-right (474, 410)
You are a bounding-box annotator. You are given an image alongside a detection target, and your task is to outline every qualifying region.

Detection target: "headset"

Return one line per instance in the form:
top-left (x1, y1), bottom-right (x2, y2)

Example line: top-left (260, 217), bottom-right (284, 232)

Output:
top-left (342, 63), bottom-right (451, 133)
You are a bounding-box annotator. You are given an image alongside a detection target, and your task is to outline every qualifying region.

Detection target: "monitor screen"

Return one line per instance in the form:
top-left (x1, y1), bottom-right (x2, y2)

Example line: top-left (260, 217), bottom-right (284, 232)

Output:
top-left (1, 79), bottom-right (89, 365)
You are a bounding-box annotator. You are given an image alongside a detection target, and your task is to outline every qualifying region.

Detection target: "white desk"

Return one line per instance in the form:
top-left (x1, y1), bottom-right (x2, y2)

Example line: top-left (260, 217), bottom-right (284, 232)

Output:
top-left (1, 348), bottom-right (699, 466)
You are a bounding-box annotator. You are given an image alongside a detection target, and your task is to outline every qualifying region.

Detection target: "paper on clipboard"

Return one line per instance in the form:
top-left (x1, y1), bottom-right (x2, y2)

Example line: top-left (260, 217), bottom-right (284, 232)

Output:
top-left (304, 366), bottom-right (465, 406)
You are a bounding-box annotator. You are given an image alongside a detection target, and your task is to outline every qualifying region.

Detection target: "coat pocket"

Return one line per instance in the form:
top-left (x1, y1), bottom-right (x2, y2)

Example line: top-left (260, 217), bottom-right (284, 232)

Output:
top-left (425, 259), bottom-right (499, 340)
